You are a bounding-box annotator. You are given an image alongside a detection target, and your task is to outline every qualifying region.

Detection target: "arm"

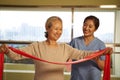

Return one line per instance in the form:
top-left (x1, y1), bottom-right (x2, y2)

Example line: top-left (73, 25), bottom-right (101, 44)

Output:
top-left (65, 44), bottom-right (112, 61)
top-left (0, 44), bottom-right (28, 60)
top-left (0, 42), bottom-right (38, 60)
top-left (94, 56), bottom-right (105, 70)
top-left (65, 44), bottom-right (94, 60)
top-left (95, 47), bottom-right (113, 70)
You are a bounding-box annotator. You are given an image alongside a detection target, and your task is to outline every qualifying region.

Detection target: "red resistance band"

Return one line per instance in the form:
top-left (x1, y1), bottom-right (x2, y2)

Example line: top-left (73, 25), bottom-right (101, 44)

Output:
top-left (0, 53), bottom-right (4, 80)
top-left (0, 47), bottom-right (110, 80)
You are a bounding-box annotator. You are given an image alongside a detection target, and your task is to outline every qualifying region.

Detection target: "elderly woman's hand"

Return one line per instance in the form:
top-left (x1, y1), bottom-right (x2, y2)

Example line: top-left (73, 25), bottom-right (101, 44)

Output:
top-left (104, 47), bottom-right (113, 55)
top-left (0, 44), bottom-right (9, 54)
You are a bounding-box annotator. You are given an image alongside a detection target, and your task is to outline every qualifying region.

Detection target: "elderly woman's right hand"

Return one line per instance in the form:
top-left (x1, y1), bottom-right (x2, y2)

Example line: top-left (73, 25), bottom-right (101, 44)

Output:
top-left (0, 44), bottom-right (9, 54)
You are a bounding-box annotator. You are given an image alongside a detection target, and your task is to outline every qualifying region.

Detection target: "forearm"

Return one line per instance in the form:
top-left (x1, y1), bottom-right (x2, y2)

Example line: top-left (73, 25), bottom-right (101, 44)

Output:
top-left (96, 59), bottom-right (105, 70)
top-left (5, 49), bottom-right (26, 60)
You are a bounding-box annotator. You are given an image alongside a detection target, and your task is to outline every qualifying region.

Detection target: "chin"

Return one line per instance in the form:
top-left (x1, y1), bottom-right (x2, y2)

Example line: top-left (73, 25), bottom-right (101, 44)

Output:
top-left (84, 35), bottom-right (90, 37)
top-left (54, 38), bottom-right (59, 41)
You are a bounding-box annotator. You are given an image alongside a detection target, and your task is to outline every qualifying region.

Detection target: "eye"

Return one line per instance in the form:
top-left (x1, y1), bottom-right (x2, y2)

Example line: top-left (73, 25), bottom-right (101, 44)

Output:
top-left (83, 24), bottom-right (87, 28)
top-left (89, 24), bottom-right (95, 29)
top-left (89, 25), bottom-right (93, 28)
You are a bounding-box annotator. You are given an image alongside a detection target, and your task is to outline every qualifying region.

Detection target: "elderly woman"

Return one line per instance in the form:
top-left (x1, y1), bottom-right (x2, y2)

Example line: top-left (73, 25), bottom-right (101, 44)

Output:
top-left (0, 16), bottom-right (113, 80)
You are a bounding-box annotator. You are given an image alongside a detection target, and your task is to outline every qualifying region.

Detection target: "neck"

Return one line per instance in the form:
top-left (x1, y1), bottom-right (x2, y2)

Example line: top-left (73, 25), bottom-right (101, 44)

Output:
top-left (83, 35), bottom-right (95, 45)
top-left (84, 35), bottom-right (94, 41)
top-left (45, 39), bottom-right (58, 46)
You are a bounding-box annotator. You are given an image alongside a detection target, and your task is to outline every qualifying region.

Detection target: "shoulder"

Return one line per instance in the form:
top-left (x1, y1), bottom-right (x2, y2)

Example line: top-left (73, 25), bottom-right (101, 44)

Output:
top-left (94, 37), bottom-right (106, 48)
top-left (29, 41), bottom-right (44, 46)
top-left (95, 37), bottom-right (104, 44)
top-left (69, 36), bottom-right (83, 47)
top-left (58, 42), bottom-right (72, 48)
top-left (70, 36), bottom-right (83, 43)
top-left (72, 36), bottom-right (83, 41)
top-left (58, 42), bottom-right (67, 46)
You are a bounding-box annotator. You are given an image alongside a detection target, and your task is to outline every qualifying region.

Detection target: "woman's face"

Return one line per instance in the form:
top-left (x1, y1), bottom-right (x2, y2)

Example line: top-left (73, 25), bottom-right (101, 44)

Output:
top-left (47, 20), bottom-right (62, 41)
top-left (82, 19), bottom-right (96, 37)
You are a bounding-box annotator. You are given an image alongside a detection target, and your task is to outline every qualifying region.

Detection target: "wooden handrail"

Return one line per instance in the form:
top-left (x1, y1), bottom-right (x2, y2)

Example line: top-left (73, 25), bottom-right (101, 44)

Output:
top-left (0, 40), bottom-right (33, 44)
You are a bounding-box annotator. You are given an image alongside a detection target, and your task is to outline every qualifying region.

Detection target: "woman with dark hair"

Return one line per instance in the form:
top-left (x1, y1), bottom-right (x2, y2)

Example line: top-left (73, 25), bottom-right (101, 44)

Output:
top-left (70, 15), bottom-right (106, 80)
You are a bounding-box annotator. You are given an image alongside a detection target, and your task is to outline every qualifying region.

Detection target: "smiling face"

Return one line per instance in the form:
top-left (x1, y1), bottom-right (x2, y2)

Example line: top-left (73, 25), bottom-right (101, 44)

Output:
top-left (46, 17), bottom-right (63, 41)
top-left (82, 19), bottom-right (96, 37)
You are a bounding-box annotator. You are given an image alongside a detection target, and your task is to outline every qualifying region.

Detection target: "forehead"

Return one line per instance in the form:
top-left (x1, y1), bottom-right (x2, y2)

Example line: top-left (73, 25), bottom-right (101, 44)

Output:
top-left (51, 20), bottom-right (62, 28)
top-left (84, 19), bottom-right (94, 25)
top-left (53, 20), bottom-right (62, 24)
top-left (47, 20), bottom-right (62, 29)
top-left (46, 18), bottom-right (62, 29)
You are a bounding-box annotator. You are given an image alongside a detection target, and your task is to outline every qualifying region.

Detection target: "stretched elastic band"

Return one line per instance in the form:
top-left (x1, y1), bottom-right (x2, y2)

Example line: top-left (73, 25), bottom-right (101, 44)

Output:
top-left (8, 47), bottom-right (108, 65)
top-left (0, 53), bottom-right (4, 80)
top-left (0, 47), bottom-right (110, 80)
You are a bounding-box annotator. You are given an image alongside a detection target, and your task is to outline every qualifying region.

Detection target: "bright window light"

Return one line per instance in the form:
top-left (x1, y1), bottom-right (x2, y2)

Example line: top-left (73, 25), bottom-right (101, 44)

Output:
top-left (100, 5), bottom-right (117, 8)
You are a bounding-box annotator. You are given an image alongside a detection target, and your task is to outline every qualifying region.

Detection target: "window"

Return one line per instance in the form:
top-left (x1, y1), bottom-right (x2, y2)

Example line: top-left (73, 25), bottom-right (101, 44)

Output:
top-left (1, 8), bottom-right (119, 77)
top-left (0, 8), bottom-right (72, 42)
top-left (73, 10), bottom-right (115, 43)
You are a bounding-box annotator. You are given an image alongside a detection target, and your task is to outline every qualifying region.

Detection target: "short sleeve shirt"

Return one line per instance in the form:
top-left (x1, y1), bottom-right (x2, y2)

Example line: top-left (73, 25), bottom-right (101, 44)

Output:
top-left (69, 36), bottom-right (106, 80)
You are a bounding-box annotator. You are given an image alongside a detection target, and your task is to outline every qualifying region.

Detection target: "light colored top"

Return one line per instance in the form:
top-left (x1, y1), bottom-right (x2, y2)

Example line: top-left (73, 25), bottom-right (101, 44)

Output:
top-left (7, 41), bottom-right (92, 80)
top-left (69, 36), bottom-right (105, 80)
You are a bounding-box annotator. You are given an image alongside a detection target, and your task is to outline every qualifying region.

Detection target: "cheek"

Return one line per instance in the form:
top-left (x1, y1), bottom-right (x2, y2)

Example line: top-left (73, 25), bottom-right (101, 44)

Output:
top-left (48, 30), bottom-right (54, 36)
top-left (91, 26), bottom-right (96, 31)
top-left (83, 28), bottom-right (86, 33)
top-left (60, 30), bottom-right (62, 34)
top-left (91, 29), bottom-right (96, 33)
